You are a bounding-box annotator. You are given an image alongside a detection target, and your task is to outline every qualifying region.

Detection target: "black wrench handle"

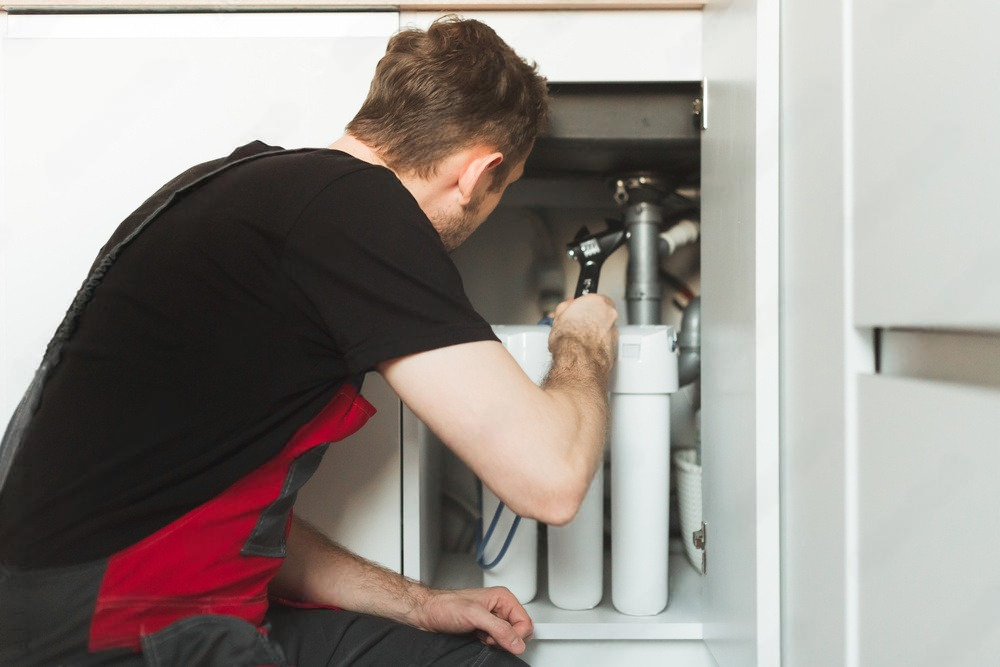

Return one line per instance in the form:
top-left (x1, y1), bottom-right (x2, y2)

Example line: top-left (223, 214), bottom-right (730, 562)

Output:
top-left (575, 259), bottom-right (604, 298)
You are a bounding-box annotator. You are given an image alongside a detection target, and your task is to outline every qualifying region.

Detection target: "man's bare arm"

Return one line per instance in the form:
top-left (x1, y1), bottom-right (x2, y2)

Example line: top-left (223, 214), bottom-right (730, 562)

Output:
top-left (269, 517), bottom-right (533, 654)
top-left (378, 294), bottom-right (617, 525)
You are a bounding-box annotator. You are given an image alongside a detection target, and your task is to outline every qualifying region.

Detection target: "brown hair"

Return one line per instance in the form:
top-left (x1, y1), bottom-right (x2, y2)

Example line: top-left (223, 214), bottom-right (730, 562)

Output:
top-left (346, 15), bottom-right (549, 190)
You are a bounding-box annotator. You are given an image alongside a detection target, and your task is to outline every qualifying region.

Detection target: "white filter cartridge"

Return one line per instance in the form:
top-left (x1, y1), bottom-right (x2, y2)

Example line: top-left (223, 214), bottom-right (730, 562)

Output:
top-left (547, 463), bottom-right (604, 610)
top-left (481, 485), bottom-right (538, 604)
top-left (492, 325), bottom-right (552, 386)
top-left (480, 326), bottom-right (551, 604)
top-left (610, 325), bottom-right (678, 616)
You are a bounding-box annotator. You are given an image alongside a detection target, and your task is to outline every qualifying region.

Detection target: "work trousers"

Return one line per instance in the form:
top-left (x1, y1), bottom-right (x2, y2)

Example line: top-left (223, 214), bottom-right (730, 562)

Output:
top-left (0, 562), bottom-right (529, 667)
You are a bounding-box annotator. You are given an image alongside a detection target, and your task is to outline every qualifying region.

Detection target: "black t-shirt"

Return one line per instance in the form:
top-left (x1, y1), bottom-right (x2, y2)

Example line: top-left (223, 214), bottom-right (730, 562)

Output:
top-left (0, 142), bottom-right (497, 568)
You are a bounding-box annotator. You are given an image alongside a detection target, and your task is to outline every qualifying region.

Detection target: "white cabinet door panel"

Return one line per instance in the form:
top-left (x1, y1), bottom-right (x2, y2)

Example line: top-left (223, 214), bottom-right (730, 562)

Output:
top-left (858, 375), bottom-right (1000, 666)
top-left (1, 12), bottom-right (397, 422)
top-left (852, 2), bottom-right (1000, 329)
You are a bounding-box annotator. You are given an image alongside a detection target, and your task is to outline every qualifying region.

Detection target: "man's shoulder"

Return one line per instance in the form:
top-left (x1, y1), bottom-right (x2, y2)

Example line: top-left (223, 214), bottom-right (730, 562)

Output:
top-left (239, 143), bottom-right (401, 192)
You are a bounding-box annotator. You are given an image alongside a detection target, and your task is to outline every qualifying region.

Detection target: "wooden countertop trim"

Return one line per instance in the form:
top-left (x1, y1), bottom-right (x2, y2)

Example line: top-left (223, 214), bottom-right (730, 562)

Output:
top-left (3, 0), bottom-right (704, 11)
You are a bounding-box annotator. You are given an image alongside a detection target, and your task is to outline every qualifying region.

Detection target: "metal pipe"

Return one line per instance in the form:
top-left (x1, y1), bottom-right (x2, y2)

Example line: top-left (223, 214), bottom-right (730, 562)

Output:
top-left (677, 296), bottom-right (701, 386)
top-left (624, 201), bottom-right (664, 325)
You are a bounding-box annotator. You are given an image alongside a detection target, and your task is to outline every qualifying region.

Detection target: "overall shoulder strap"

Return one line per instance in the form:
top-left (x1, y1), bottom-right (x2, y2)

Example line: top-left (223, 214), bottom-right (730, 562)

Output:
top-left (0, 144), bottom-right (313, 494)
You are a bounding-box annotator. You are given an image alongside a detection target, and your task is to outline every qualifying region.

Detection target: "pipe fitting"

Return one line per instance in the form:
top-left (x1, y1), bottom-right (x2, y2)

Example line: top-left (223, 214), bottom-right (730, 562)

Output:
top-left (677, 296), bottom-right (701, 386)
top-left (659, 219), bottom-right (701, 257)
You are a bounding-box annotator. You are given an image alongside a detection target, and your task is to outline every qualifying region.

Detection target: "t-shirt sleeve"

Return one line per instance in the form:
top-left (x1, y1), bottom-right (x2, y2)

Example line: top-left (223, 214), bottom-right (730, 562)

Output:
top-left (281, 166), bottom-right (498, 374)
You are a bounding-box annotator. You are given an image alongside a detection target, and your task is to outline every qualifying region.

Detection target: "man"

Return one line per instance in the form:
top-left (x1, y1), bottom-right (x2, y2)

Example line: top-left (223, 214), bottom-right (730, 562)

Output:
top-left (0, 16), bottom-right (618, 666)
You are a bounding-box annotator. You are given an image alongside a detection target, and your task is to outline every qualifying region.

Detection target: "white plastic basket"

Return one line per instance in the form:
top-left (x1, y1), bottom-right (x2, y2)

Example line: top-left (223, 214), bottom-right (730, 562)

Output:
top-left (673, 448), bottom-right (704, 573)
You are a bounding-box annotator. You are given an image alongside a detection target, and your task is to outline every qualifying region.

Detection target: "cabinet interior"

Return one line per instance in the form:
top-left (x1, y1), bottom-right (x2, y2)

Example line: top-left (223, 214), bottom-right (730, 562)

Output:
top-left (404, 81), bottom-right (708, 641)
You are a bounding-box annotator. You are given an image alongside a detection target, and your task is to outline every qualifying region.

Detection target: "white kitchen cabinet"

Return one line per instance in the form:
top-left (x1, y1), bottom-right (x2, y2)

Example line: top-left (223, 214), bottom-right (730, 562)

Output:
top-left (849, 4), bottom-right (1000, 666)
top-left (399, 7), bottom-right (779, 667)
top-left (1, 6), bottom-right (780, 666)
top-left (856, 375), bottom-right (1000, 667)
top-left (851, 1), bottom-right (1000, 330)
top-left (782, 2), bottom-right (1000, 666)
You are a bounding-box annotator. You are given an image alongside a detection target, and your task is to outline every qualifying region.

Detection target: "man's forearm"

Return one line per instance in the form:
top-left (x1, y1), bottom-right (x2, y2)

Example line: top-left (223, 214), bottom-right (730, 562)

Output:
top-left (270, 516), bottom-right (428, 626)
top-left (269, 516), bottom-right (534, 655)
top-left (541, 323), bottom-right (613, 497)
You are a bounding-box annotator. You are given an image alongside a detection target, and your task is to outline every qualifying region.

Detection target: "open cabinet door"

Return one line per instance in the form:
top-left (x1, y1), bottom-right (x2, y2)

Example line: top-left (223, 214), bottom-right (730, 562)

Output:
top-left (700, 1), bottom-right (781, 665)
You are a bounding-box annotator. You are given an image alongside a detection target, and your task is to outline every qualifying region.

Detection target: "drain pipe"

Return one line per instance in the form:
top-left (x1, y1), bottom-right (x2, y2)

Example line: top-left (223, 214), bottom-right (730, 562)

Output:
top-left (611, 174), bottom-right (701, 383)
top-left (677, 296), bottom-right (701, 386)
top-left (613, 174), bottom-right (672, 325)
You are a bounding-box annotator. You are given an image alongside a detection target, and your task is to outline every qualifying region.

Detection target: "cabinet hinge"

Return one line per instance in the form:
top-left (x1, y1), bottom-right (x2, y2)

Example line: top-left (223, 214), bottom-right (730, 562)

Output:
top-left (694, 79), bottom-right (708, 131)
top-left (692, 521), bottom-right (707, 574)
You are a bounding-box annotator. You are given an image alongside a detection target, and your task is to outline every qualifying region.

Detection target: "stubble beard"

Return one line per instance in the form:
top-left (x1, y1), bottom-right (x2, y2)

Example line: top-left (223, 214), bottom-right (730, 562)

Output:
top-left (431, 192), bottom-right (485, 252)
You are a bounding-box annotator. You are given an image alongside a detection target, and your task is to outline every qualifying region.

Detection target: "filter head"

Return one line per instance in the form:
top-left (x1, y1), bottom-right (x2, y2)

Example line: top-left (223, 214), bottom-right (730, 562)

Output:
top-left (611, 325), bottom-right (679, 395)
top-left (491, 325), bottom-right (552, 385)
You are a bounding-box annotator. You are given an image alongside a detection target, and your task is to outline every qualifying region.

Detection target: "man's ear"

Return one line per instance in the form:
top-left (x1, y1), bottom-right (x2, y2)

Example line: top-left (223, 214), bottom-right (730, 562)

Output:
top-left (457, 151), bottom-right (503, 205)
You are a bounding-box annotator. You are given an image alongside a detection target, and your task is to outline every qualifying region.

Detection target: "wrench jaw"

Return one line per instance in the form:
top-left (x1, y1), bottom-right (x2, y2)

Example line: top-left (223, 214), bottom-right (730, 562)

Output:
top-left (565, 221), bottom-right (629, 298)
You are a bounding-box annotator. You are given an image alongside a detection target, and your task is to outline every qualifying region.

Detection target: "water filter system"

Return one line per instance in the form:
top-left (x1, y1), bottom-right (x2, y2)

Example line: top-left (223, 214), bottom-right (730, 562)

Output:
top-left (479, 324), bottom-right (678, 613)
top-left (474, 171), bottom-right (692, 614)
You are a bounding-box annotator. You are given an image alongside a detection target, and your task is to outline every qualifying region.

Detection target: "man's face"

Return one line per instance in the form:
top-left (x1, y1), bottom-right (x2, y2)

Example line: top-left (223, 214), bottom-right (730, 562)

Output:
top-left (432, 158), bottom-right (527, 252)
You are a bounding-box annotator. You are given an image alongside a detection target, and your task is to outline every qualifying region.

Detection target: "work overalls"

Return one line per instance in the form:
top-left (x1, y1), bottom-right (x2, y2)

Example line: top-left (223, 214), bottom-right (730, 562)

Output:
top-left (0, 144), bottom-right (375, 666)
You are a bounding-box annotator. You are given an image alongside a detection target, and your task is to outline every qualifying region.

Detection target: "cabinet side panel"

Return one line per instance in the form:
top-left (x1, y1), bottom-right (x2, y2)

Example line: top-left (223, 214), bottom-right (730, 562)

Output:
top-left (401, 410), bottom-right (442, 584)
top-left (701, 0), bottom-right (780, 664)
top-left (295, 374), bottom-right (402, 572)
top-left (779, 0), bottom-right (850, 665)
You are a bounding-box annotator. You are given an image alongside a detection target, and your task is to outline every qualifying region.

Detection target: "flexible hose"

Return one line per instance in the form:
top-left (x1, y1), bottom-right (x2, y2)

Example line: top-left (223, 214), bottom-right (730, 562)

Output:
top-left (474, 482), bottom-right (522, 570)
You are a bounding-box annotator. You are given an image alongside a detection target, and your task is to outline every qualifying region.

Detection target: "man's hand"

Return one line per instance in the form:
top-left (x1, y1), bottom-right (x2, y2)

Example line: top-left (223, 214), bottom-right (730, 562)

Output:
top-left (407, 586), bottom-right (534, 655)
top-left (547, 293), bottom-right (619, 377)
top-left (272, 519), bottom-right (533, 654)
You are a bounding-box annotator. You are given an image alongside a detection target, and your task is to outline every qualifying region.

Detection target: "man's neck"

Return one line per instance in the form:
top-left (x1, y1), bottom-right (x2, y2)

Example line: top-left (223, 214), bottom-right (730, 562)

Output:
top-left (327, 134), bottom-right (445, 227)
top-left (327, 135), bottom-right (389, 169)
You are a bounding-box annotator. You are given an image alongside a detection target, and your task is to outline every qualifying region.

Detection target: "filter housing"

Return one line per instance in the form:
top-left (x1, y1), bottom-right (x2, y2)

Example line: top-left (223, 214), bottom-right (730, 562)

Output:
top-left (610, 325), bottom-right (679, 616)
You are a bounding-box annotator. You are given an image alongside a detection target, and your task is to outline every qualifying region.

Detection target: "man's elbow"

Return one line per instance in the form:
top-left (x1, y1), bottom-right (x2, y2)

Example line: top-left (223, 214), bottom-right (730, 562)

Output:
top-left (530, 472), bottom-right (591, 527)
top-left (539, 499), bottom-right (581, 527)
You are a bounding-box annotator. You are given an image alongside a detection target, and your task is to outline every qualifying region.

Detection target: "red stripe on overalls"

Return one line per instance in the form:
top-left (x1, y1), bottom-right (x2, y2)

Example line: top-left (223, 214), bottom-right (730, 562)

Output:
top-left (88, 383), bottom-right (375, 653)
